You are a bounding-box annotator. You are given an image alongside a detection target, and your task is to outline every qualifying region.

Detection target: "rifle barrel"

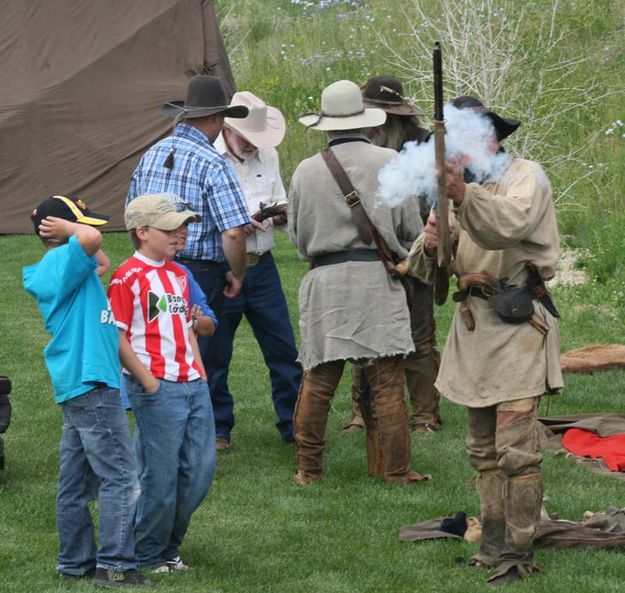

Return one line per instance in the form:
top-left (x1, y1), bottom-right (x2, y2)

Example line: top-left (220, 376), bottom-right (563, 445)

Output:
top-left (432, 42), bottom-right (451, 304)
top-left (433, 42), bottom-right (444, 121)
top-left (432, 41), bottom-right (451, 270)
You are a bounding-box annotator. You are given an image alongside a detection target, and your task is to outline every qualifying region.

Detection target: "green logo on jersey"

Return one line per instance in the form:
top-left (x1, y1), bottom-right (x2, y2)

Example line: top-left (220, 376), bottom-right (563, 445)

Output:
top-left (147, 291), bottom-right (187, 322)
top-left (148, 291), bottom-right (169, 322)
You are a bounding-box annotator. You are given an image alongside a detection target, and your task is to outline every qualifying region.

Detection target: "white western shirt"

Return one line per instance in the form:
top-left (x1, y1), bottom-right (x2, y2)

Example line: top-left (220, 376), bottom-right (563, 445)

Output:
top-left (215, 134), bottom-right (287, 255)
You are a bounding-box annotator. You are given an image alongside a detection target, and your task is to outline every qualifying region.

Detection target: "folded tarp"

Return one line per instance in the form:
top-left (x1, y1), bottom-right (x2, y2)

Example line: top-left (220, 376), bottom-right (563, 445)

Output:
top-left (539, 414), bottom-right (625, 438)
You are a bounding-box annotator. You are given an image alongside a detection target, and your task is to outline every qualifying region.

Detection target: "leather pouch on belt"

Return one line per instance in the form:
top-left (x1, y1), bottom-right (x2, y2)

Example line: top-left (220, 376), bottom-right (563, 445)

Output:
top-left (489, 287), bottom-right (535, 324)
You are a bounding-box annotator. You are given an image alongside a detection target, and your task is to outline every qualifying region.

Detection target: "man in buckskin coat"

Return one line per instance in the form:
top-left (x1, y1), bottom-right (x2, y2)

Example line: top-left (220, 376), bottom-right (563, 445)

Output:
top-left (408, 96), bottom-right (563, 586)
top-left (288, 79), bottom-right (427, 486)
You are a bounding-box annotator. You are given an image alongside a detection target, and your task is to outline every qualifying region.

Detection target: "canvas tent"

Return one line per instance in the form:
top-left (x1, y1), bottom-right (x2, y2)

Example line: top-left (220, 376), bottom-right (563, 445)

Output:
top-left (0, 0), bottom-right (235, 233)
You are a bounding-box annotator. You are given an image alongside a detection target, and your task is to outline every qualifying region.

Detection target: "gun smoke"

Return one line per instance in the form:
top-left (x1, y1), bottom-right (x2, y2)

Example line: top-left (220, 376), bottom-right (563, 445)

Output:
top-left (376, 105), bottom-right (511, 208)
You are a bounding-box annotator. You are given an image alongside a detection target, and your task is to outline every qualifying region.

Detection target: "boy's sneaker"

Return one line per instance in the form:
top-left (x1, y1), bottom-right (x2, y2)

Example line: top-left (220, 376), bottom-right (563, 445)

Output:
top-left (166, 556), bottom-right (191, 572)
top-left (58, 567), bottom-right (96, 580)
top-left (93, 567), bottom-right (152, 588)
top-left (151, 556), bottom-right (191, 574)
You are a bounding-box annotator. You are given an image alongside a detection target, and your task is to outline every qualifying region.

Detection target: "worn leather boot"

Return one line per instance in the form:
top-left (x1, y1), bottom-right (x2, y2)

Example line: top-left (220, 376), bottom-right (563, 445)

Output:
top-left (487, 473), bottom-right (543, 587)
top-left (469, 469), bottom-right (506, 569)
top-left (293, 470), bottom-right (322, 486)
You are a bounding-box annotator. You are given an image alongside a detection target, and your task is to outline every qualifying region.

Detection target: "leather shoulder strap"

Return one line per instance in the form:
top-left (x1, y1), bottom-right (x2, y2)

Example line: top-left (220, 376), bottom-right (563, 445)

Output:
top-left (319, 148), bottom-right (411, 303)
top-left (321, 147), bottom-right (356, 200)
top-left (321, 147), bottom-right (372, 245)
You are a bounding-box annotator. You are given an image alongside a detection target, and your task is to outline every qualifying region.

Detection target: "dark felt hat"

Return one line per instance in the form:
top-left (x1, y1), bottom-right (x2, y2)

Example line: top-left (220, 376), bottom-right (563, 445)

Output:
top-left (361, 75), bottom-right (426, 116)
top-left (451, 96), bottom-right (520, 141)
top-left (162, 75), bottom-right (249, 119)
top-left (31, 195), bottom-right (109, 235)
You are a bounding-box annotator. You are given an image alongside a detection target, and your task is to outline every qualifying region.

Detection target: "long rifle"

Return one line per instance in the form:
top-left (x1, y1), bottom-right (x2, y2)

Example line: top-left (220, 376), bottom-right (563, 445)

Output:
top-left (432, 41), bottom-right (451, 305)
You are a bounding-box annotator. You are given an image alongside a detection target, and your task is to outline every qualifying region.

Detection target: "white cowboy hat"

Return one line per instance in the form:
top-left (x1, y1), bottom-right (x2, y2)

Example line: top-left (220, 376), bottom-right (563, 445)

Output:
top-left (299, 80), bottom-right (386, 131)
top-left (223, 91), bottom-right (286, 148)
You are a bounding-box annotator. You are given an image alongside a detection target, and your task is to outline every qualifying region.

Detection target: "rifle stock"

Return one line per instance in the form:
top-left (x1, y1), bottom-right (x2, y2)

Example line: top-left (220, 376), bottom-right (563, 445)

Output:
top-left (433, 41), bottom-right (450, 305)
top-left (251, 201), bottom-right (287, 223)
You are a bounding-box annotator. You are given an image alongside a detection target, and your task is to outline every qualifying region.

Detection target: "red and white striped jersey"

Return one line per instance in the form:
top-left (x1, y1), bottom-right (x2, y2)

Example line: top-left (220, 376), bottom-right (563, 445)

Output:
top-left (108, 252), bottom-right (201, 382)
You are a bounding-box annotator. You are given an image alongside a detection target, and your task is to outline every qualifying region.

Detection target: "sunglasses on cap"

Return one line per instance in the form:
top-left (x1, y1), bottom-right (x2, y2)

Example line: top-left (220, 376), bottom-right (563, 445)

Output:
top-left (172, 201), bottom-right (196, 213)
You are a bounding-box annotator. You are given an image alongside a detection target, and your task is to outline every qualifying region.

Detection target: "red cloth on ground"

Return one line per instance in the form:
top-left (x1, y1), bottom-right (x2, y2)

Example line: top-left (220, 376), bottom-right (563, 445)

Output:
top-left (562, 428), bottom-right (625, 471)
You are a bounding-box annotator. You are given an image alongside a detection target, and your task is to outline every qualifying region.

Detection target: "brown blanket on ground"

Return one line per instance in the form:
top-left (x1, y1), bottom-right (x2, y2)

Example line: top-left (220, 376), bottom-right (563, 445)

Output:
top-left (561, 344), bottom-right (625, 373)
top-left (401, 508), bottom-right (625, 550)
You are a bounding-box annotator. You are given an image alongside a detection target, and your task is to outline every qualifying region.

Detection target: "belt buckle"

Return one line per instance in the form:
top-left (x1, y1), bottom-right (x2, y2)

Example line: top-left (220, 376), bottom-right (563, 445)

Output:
top-left (344, 191), bottom-right (361, 208)
top-left (246, 253), bottom-right (261, 268)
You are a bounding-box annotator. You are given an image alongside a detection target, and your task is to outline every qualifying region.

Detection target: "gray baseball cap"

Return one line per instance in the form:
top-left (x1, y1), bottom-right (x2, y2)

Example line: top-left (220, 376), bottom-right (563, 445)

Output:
top-left (124, 194), bottom-right (201, 231)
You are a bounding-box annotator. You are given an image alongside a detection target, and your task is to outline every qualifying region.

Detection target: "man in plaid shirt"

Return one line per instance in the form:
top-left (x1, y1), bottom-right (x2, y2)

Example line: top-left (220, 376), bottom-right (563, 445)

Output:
top-left (127, 76), bottom-right (251, 390)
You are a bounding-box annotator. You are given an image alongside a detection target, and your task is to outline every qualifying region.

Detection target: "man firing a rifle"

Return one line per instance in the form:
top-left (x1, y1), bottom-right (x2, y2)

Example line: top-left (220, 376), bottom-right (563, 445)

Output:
top-left (408, 95), bottom-right (563, 587)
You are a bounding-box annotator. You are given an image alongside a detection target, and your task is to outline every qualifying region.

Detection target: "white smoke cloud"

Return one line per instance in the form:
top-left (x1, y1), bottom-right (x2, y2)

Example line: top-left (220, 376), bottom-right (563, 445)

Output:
top-left (376, 105), bottom-right (511, 208)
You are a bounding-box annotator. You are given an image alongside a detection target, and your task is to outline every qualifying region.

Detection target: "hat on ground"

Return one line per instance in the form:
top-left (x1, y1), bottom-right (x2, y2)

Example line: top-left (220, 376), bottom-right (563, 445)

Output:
top-left (451, 96), bottom-right (520, 141)
top-left (162, 75), bottom-right (249, 120)
top-left (361, 75), bottom-right (426, 117)
top-left (224, 91), bottom-right (286, 148)
top-left (125, 194), bottom-right (202, 231)
top-left (31, 195), bottom-right (109, 235)
top-left (299, 80), bottom-right (386, 131)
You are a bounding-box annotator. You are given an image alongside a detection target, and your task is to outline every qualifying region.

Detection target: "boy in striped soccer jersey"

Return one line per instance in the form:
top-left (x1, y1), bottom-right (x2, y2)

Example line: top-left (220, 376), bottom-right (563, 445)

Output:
top-left (108, 194), bottom-right (216, 573)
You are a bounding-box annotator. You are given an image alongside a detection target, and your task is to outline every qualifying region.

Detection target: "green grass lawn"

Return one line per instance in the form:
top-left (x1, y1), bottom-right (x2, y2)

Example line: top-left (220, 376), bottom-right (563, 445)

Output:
top-left (2, 0), bottom-right (625, 590)
top-left (1, 231), bottom-right (625, 593)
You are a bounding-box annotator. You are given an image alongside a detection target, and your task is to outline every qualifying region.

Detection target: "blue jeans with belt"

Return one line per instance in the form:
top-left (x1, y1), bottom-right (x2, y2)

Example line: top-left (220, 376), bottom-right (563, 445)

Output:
top-left (126, 376), bottom-right (216, 567)
top-left (56, 387), bottom-right (139, 575)
top-left (211, 253), bottom-right (302, 442)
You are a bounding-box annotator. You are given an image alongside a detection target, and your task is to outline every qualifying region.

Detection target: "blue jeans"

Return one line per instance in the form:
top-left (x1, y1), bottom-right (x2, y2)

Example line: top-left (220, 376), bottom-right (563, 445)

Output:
top-left (126, 376), bottom-right (216, 567)
top-left (57, 387), bottom-right (139, 575)
top-left (211, 253), bottom-right (302, 442)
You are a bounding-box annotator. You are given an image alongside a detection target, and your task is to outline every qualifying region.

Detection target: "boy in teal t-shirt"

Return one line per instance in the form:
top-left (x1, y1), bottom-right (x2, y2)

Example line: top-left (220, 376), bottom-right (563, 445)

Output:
top-left (23, 195), bottom-right (150, 589)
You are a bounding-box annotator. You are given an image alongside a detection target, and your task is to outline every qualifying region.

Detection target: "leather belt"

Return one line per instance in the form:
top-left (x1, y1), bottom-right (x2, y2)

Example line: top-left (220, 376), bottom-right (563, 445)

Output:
top-left (454, 284), bottom-right (557, 306)
top-left (175, 258), bottom-right (221, 267)
top-left (311, 249), bottom-right (381, 268)
top-left (245, 251), bottom-right (271, 269)
top-left (466, 286), bottom-right (491, 300)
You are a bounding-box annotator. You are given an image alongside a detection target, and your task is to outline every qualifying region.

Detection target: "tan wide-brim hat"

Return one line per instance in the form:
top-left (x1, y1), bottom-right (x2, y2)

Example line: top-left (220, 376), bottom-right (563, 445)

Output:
top-left (224, 92), bottom-right (286, 148)
top-left (299, 80), bottom-right (386, 131)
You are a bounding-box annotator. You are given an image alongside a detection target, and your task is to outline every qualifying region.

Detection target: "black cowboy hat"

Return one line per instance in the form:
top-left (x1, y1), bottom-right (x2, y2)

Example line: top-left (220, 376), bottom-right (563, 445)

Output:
top-left (162, 75), bottom-right (249, 119)
top-left (451, 96), bottom-right (520, 141)
top-left (361, 75), bottom-right (426, 117)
